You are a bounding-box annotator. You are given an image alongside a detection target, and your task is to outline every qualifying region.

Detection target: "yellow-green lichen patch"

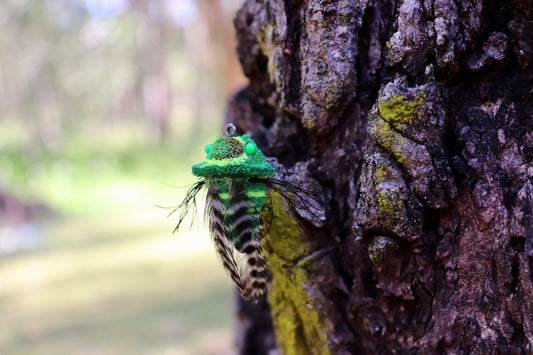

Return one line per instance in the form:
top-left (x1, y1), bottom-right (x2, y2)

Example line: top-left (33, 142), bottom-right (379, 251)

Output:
top-left (269, 263), bottom-right (330, 355)
top-left (378, 89), bottom-right (426, 125)
top-left (263, 192), bottom-right (331, 355)
top-left (373, 163), bottom-right (405, 217)
top-left (339, 13), bottom-right (348, 25)
top-left (374, 162), bottom-right (395, 183)
top-left (262, 192), bottom-right (312, 262)
top-left (324, 83), bottom-right (340, 110)
top-left (371, 117), bottom-right (408, 165)
top-left (255, 21), bottom-right (275, 54)
top-left (375, 186), bottom-right (404, 218)
top-left (303, 112), bottom-right (317, 130)
top-left (325, 98), bottom-right (338, 111)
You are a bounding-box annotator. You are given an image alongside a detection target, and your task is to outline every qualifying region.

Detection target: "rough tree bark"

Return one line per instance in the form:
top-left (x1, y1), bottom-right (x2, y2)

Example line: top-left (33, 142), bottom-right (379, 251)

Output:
top-left (226, 0), bottom-right (533, 353)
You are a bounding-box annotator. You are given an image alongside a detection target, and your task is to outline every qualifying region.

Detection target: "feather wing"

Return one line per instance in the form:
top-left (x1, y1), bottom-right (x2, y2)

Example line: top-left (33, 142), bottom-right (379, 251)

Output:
top-left (205, 181), bottom-right (249, 299)
top-left (228, 179), bottom-right (268, 301)
top-left (171, 180), bottom-right (206, 233)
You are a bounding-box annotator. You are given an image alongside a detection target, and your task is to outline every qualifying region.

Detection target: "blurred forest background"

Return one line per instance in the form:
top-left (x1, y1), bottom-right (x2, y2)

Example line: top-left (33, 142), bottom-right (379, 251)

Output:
top-left (0, 0), bottom-right (247, 354)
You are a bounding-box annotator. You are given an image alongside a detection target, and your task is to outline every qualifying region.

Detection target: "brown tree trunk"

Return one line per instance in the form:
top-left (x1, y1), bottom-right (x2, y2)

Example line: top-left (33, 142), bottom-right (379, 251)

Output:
top-left (227, 0), bottom-right (533, 353)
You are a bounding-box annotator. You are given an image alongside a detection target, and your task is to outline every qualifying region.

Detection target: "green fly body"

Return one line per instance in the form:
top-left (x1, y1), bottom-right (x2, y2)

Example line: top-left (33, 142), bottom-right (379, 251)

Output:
top-left (174, 124), bottom-right (277, 301)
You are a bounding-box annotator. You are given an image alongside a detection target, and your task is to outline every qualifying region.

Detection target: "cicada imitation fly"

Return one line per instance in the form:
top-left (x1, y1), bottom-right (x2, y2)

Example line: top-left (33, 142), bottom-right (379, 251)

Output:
top-left (173, 123), bottom-right (308, 302)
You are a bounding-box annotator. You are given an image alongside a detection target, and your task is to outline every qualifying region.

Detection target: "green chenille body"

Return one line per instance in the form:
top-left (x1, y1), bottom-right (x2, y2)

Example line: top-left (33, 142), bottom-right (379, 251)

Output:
top-left (192, 132), bottom-right (275, 245)
top-left (192, 134), bottom-right (275, 178)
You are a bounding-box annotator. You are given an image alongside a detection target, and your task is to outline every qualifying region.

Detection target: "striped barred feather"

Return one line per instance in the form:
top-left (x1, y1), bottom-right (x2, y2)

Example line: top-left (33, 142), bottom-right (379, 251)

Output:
top-left (205, 182), bottom-right (249, 298)
top-left (228, 180), bottom-right (256, 250)
top-left (229, 180), bottom-right (268, 301)
top-left (173, 177), bottom-right (317, 303)
top-left (239, 238), bottom-right (268, 300)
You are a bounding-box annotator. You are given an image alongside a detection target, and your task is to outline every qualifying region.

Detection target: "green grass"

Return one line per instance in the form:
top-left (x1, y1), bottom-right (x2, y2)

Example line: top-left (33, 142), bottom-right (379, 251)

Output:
top-left (0, 215), bottom-right (236, 354)
top-left (0, 122), bottom-right (238, 354)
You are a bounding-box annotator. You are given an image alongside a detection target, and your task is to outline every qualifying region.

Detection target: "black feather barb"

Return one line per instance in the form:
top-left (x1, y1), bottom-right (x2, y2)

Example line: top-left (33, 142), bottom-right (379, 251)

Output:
top-left (170, 180), bottom-right (206, 233)
top-left (260, 177), bottom-right (325, 224)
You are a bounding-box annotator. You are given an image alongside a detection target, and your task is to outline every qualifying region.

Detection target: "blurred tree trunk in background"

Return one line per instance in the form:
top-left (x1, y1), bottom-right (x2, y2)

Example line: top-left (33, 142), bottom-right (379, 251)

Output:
top-left (135, 0), bottom-right (172, 142)
top-left (228, 0), bottom-right (533, 353)
top-left (201, 0), bottom-right (248, 98)
top-left (187, 0), bottom-right (248, 142)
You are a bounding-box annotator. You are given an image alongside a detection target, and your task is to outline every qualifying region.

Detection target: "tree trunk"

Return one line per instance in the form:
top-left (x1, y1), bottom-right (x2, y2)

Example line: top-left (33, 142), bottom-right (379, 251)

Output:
top-left (227, 0), bottom-right (533, 353)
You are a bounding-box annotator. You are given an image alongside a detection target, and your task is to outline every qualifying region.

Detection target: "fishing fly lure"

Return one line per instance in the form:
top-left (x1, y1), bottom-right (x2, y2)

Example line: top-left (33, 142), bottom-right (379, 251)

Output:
top-left (173, 124), bottom-right (285, 301)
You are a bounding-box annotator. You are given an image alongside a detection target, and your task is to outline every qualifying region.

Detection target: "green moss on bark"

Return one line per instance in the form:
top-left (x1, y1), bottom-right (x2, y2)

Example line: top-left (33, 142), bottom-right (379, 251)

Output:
top-left (371, 117), bottom-right (408, 165)
top-left (262, 192), bottom-right (331, 355)
top-left (378, 89), bottom-right (426, 125)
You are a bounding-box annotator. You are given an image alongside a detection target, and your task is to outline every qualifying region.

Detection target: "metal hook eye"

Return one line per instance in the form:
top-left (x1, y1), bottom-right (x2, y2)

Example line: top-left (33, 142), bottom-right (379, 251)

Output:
top-left (225, 123), bottom-right (236, 136)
